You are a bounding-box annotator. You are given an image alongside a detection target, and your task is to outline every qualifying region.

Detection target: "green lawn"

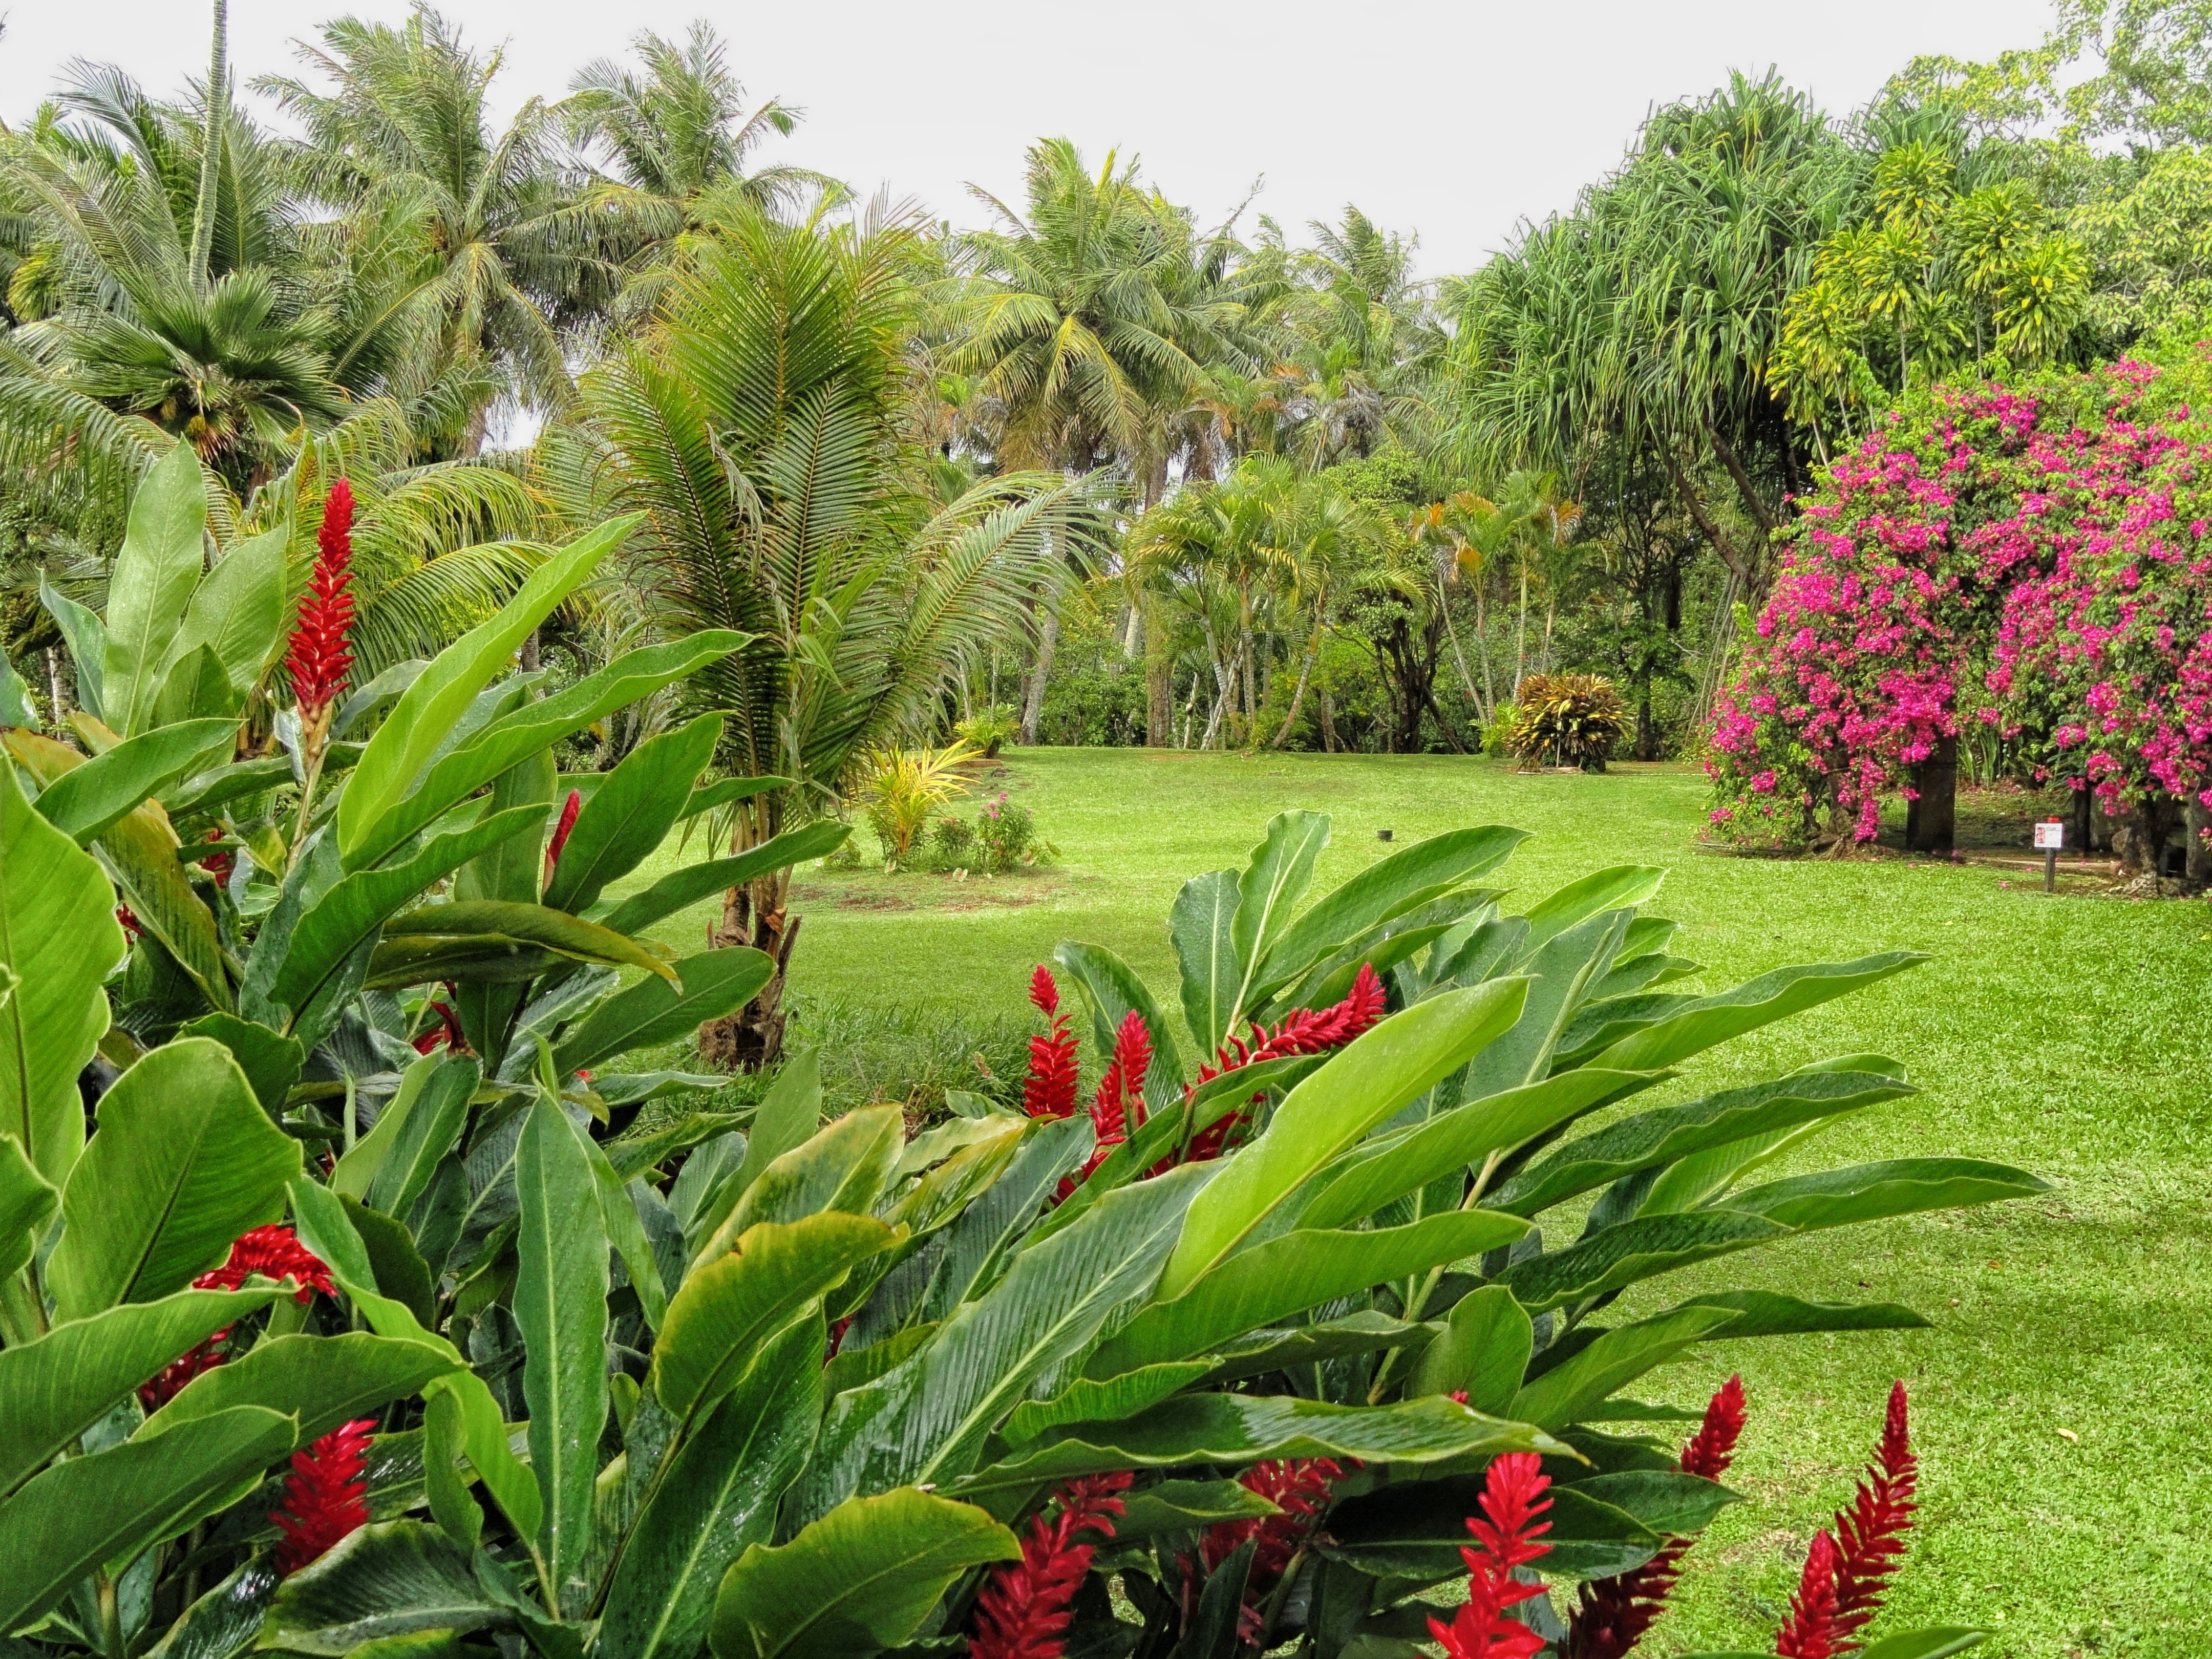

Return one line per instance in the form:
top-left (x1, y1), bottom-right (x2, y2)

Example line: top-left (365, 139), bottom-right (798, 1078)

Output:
top-left (629, 749), bottom-right (2212, 1656)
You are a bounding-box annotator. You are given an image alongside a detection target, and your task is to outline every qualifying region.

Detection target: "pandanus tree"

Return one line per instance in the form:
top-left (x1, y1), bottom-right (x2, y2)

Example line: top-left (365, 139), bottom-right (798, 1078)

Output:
top-left (559, 199), bottom-right (1108, 1067)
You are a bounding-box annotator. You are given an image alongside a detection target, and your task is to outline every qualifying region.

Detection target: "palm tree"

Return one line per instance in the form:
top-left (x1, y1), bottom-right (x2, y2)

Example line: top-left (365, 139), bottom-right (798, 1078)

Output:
top-left (558, 198), bottom-right (1107, 1065)
top-left (259, 6), bottom-right (592, 452)
top-left (1272, 207), bottom-right (1437, 469)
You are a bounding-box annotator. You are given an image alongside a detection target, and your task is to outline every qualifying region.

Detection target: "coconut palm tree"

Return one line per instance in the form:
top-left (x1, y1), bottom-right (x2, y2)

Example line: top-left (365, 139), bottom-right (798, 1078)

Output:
top-left (555, 198), bottom-right (1107, 1065)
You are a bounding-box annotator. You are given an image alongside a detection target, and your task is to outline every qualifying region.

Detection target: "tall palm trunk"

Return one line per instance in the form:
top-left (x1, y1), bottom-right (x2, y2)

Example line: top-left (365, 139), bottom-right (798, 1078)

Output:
top-left (188, 0), bottom-right (229, 290)
top-left (1514, 558), bottom-right (1529, 696)
top-left (1274, 612), bottom-right (1325, 748)
top-left (1019, 596), bottom-right (1060, 745)
top-left (699, 800), bottom-right (800, 1070)
top-left (1144, 593), bottom-right (1172, 746)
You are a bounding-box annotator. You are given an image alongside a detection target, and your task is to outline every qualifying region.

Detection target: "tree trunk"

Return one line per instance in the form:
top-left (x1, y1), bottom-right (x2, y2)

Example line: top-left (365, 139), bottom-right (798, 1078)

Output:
top-left (1904, 736), bottom-right (1957, 853)
top-left (519, 629), bottom-right (541, 673)
top-left (1020, 599), bottom-right (1060, 746)
top-left (1274, 622), bottom-right (1323, 749)
top-left (2186, 793), bottom-right (2211, 887)
top-left (1318, 686), bottom-right (1339, 753)
top-left (1514, 562), bottom-right (1529, 696)
top-left (1144, 593), bottom-right (1173, 747)
top-left (697, 809), bottom-right (800, 1071)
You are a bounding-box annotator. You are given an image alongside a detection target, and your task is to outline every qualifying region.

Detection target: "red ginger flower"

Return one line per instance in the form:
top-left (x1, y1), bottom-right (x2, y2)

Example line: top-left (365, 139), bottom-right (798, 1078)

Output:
top-left (1177, 963), bottom-right (1387, 1163)
top-left (1429, 1453), bottom-right (1552, 1659)
top-left (1203, 1456), bottom-right (1344, 1582)
top-left (1776, 1530), bottom-right (1844, 1658)
top-left (1565, 1374), bottom-right (1748, 1658)
top-left (1055, 1008), bottom-right (1150, 1203)
top-left (543, 788), bottom-right (582, 888)
top-left (140, 1226), bottom-right (335, 1409)
top-left (1023, 966), bottom-right (1079, 1121)
top-left (272, 1418), bottom-right (374, 1573)
top-left (287, 478), bottom-right (357, 728)
top-left (968, 1472), bottom-right (1131, 1659)
top-left (1831, 1381), bottom-right (1918, 1644)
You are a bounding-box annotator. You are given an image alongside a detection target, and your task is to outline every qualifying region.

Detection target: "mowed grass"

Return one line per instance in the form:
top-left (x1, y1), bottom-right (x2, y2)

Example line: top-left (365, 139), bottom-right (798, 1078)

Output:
top-left (619, 749), bottom-right (2212, 1656)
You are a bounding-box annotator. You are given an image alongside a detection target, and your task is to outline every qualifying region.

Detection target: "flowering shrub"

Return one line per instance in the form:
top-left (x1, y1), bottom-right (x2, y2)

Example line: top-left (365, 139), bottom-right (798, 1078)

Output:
top-left (1708, 355), bottom-right (2212, 858)
top-left (976, 790), bottom-right (1050, 869)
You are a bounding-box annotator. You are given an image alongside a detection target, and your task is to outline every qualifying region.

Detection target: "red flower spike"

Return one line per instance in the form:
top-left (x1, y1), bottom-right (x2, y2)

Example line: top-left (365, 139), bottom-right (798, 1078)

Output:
top-left (543, 789), bottom-right (582, 888)
top-left (1196, 1457), bottom-right (1347, 1646)
top-left (1428, 1453), bottom-right (1552, 1659)
top-left (1023, 966), bottom-right (1079, 1123)
top-left (1830, 1381), bottom-right (1918, 1643)
top-left (287, 479), bottom-right (357, 732)
top-left (202, 830), bottom-right (235, 884)
top-left (968, 1472), bottom-right (1132, 1659)
top-left (1055, 1009), bottom-right (1151, 1202)
top-left (1565, 1375), bottom-right (1749, 1658)
top-left (1775, 1529), bottom-right (1843, 1659)
top-left (139, 1226), bottom-right (337, 1410)
top-left (272, 1418), bottom-right (374, 1573)
top-left (116, 904), bottom-right (143, 939)
top-left (412, 998), bottom-right (466, 1054)
top-left (1173, 963), bottom-right (1388, 1165)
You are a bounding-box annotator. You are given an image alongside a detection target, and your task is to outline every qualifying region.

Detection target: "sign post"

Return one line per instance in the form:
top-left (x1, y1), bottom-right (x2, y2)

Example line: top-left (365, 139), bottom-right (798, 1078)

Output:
top-left (2034, 819), bottom-right (2065, 892)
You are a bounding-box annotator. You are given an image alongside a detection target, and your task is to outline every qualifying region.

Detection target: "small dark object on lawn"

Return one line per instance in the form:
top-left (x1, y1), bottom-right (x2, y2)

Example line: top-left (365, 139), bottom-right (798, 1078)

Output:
top-left (1377, 828), bottom-right (1393, 842)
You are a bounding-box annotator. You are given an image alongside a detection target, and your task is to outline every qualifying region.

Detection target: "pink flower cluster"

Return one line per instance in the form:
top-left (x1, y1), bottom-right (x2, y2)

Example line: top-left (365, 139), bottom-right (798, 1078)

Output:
top-left (1709, 358), bottom-right (2212, 847)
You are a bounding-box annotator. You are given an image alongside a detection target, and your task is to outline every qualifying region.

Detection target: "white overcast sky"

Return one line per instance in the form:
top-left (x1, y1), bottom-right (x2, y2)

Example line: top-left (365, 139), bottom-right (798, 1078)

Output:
top-left (2, 0), bottom-right (2052, 275)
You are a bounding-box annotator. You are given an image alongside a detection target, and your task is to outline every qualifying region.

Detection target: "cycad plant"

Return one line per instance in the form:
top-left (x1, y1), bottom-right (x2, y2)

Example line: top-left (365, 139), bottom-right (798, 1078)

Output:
top-left (559, 199), bottom-right (1108, 1066)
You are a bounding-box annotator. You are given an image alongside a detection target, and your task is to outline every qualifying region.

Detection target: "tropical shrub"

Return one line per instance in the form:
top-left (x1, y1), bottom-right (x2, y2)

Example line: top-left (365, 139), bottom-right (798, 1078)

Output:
top-left (1708, 356), bottom-right (2212, 858)
top-left (975, 790), bottom-right (1050, 870)
top-left (929, 812), bottom-right (980, 867)
top-left (1507, 674), bottom-right (1630, 771)
top-left (957, 705), bottom-right (1023, 758)
top-left (857, 742), bottom-right (976, 869)
top-left (1483, 702), bottom-right (1520, 758)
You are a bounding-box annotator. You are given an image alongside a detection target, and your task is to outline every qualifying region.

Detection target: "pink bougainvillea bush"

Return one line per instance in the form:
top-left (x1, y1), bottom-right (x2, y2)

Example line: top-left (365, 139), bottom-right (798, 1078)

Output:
top-left (1708, 355), bottom-right (2212, 855)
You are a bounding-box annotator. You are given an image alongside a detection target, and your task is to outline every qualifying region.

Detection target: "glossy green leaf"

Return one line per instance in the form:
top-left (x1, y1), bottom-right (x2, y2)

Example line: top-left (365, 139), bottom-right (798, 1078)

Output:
top-left (600, 1316), bottom-right (824, 1659)
top-left (48, 1038), bottom-right (301, 1320)
top-left (378, 896), bottom-right (675, 987)
top-left (154, 642), bottom-right (237, 724)
top-left (958, 1392), bottom-right (1566, 1495)
top-left (176, 1013), bottom-right (304, 1117)
top-left (1587, 954), bottom-right (1928, 1072)
top-left (35, 718), bottom-right (238, 845)
top-left (653, 1214), bottom-right (897, 1427)
top-left (1564, 1469), bottom-right (1741, 1537)
top-left (339, 516), bottom-right (637, 864)
top-left (1228, 810), bottom-right (1331, 1017)
top-left (142, 1331), bottom-right (458, 1451)
top-left (0, 1286), bottom-right (277, 1493)
top-left (367, 1054), bottom-right (481, 1222)
top-left (166, 526), bottom-right (287, 696)
top-left (260, 1521), bottom-right (505, 1654)
top-left (101, 444), bottom-right (208, 738)
top-left (708, 1487), bottom-right (1019, 1659)
top-left (1326, 1476), bottom-right (1660, 1580)
top-left (1508, 1306), bottom-right (1741, 1428)
top-left (712, 1105), bottom-right (904, 1247)
top-left (1460, 909), bottom-right (1632, 1096)
top-left (545, 713), bottom-right (722, 914)
top-left (39, 576), bottom-right (107, 719)
top-left (0, 653), bottom-right (35, 728)
top-left (1004, 1363), bottom-right (1213, 1446)
top-left (554, 947), bottom-right (773, 1079)
top-left (1668, 1289), bottom-right (1932, 1339)
top-left (1163, 979), bottom-right (1529, 1298)
top-left (515, 1098), bottom-right (610, 1602)
top-left (590, 822), bottom-right (852, 939)
top-left (0, 754), bottom-right (125, 1184)
top-left (0, 1131), bottom-right (56, 1283)
top-left (1495, 1209), bottom-right (1789, 1313)
top-left (1197, 1311), bottom-right (1433, 1385)
top-left (99, 791), bottom-right (232, 1009)
top-left (1726, 1159), bottom-right (2051, 1230)
top-left (1112, 1479), bottom-right (1281, 1537)
top-left (343, 1197), bottom-right (439, 1329)
top-left (142, 1560), bottom-right (280, 1659)
top-left (0, 1403), bottom-right (295, 1632)
top-left (347, 628), bottom-right (735, 873)
top-left (1051, 940), bottom-right (1185, 1116)
top-left (1095, 1209), bottom-right (1527, 1374)
top-left (1517, 865), bottom-right (1666, 947)
top-left (1169, 868), bottom-right (1241, 1054)
top-left (1408, 1284), bottom-right (1533, 1412)
top-left (678, 775), bottom-right (791, 820)
top-left (1490, 1070), bottom-right (1920, 1217)
top-left (1854, 1632), bottom-right (1989, 1659)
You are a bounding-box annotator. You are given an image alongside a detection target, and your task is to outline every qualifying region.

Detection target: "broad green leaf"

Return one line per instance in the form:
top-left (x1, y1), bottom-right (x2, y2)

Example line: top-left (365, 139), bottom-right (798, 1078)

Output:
top-left (1004, 1363), bottom-right (1214, 1446)
top-left (346, 628), bottom-right (736, 872)
top-left (102, 444), bottom-right (208, 738)
top-left (154, 640), bottom-right (238, 724)
top-left (141, 1332), bottom-right (458, 1451)
top-left (712, 1105), bottom-right (904, 1247)
top-left (341, 1197), bottom-right (438, 1329)
top-left (1051, 940), bottom-right (1185, 1116)
top-left (516, 1097), bottom-right (611, 1602)
top-left (1326, 1477), bottom-right (1659, 1580)
top-left (1854, 1632), bottom-right (1989, 1659)
top-left (1094, 1209), bottom-right (1527, 1374)
top-left (798, 1162), bottom-right (1213, 1511)
top-left (0, 1403), bottom-right (294, 1632)
top-left (34, 718), bottom-right (238, 845)
top-left (958, 1392), bottom-right (1567, 1495)
top-left (0, 1130), bottom-right (56, 1283)
top-left (1508, 1306), bottom-right (1741, 1428)
top-left (554, 947), bottom-right (773, 1079)
top-left (1517, 865), bottom-right (1665, 948)
top-left (918, 1114), bottom-right (1093, 1320)
top-left (1668, 1289), bottom-right (1931, 1339)
top-left (1112, 1479), bottom-right (1281, 1538)
top-left (590, 822), bottom-right (852, 939)
top-left (48, 1038), bottom-right (302, 1320)
top-left (1460, 909), bottom-right (1631, 1097)
top-left (653, 1214), bottom-right (897, 1427)
top-left (1257, 825), bottom-right (1528, 994)
top-left (1490, 1070), bottom-right (1919, 1217)
top-left (687, 1051), bottom-right (821, 1253)
top-left (1228, 810), bottom-right (1331, 1018)
top-left (454, 747), bottom-right (557, 913)
top-left (545, 713), bottom-right (722, 914)
top-left (1298, 1068), bottom-right (1665, 1232)
top-left (708, 1487), bottom-right (1019, 1659)
top-left (367, 1054), bottom-right (480, 1221)
top-left (1726, 1159), bottom-right (2051, 1231)
top-left (375, 896), bottom-right (676, 995)
top-left (678, 775), bottom-right (791, 820)
top-left (176, 1013), bottom-right (304, 1117)
top-left (1163, 979), bottom-right (1528, 1298)
top-left (1587, 954), bottom-right (1928, 1072)
top-left (0, 1286), bottom-right (277, 1493)
top-left (332, 1049), bottom-right (441, 1200)
top-left (339, 516), bottom-right (637, 863)
top-left (165, 526), bottom-right (287, 695)
top-left (1408, 1284), bottom-right (1533, 1412)
top-left (260, 1521), bottom-right (506, 1654)
top-left (1170, 868), bottom-right (1241, 1055)
top-left (1198, 1311), bottom-right (1433, 1385)
top-left (1641, 1055), bottom-right (1908, 1215)
top-left (599, 1316), bottom-right (824, 1659)
top-left (142, 1561), bottom-right (279, 1659)
top-left (580, 1119), bottom-right (670, 1332)
top-left (1494, 1210), bottom-right (1789, 1313)
top-left (1565, 1469), bottom-right (1741, 1536)
top-left (0, 653), bottom-right (35, 727)
top-left (0, 754), bottom-right (125, 1184)
top-left (40, 576), bottom-right (107, 719)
